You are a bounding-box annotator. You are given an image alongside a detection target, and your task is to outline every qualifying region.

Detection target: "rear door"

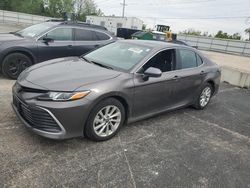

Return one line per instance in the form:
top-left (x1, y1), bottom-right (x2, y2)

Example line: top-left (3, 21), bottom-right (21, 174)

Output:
top-left (37, 27), bottom-right (74, 62)
top-left (72, 28), bottom-right (112, 56)
top-left (171, 48), bottom-right (206, 106)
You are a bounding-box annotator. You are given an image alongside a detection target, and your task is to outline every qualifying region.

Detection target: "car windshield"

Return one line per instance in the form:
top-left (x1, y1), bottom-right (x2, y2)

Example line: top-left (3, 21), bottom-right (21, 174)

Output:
top-left (16, 22), bottom-right (58, 38)
top-left (84, 42), bottom-right (152, 71)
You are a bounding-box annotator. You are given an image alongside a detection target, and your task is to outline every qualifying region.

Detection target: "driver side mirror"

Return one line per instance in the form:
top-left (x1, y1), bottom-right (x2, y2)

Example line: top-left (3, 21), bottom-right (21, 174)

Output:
top-left (42, 37), bottom-right (54, 44)
top-left (143, 67), bottom-right (162, 80)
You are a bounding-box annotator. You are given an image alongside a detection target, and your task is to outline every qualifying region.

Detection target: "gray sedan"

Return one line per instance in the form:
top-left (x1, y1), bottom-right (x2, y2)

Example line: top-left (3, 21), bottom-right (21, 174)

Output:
top-left (12, 40), bottom-right (221, 141)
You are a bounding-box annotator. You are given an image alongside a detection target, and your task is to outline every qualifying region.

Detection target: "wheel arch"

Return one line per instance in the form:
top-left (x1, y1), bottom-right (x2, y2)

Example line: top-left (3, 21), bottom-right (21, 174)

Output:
top-left (90, 93), bottom-right (131, 121)
top-left (206, 79), bottom-right (215, 94)
top-left (0, 48), bottom-right (36, 67)
top-left (83, 92), bottom-right (131, 135)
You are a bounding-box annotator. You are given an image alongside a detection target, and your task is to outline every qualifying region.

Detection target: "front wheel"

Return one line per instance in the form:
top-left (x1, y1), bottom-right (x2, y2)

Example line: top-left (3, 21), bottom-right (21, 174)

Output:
top-left (2, 53), bottom-right (32, 79)
top-left (85, 98), bottom-right (125, 141)
top-left (193, 83), bottom-right (213, 110)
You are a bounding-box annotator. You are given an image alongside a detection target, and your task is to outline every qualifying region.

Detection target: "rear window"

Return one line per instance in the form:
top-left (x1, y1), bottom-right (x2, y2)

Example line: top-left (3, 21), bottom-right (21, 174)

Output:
top-left (75, 29), bottom-right (96, 41)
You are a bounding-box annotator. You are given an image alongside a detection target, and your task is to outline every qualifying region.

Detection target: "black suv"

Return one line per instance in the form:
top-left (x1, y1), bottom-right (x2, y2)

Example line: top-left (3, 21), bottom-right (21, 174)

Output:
top-left (0, 20), bottom-right (116, 79)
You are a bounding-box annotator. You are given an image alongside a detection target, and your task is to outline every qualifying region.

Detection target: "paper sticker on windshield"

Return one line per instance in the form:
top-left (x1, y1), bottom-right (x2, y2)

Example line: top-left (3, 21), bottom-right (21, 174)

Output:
top-left (128, 48), bottom-right (143, 54)
top-left (27, 33), bottom-right (36, 37)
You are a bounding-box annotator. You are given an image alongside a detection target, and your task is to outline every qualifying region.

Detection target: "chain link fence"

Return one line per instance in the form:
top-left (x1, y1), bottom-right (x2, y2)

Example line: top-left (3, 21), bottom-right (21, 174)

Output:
top-left (0, 10), bottom-right (52, 26)
top-left (178, 34), bottom-right (250, 56)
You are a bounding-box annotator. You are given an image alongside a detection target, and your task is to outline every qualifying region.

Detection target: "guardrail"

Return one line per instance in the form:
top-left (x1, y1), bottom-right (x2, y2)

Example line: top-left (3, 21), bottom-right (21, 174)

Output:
top-left (0, 10), bottom-right (52, 26)
top-left (178, 34), bottom-right (250, 56)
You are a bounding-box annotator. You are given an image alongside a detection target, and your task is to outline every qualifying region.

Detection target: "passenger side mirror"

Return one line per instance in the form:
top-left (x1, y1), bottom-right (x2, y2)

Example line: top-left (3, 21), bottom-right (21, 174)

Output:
top-left (42, 37), bottom-right (54, 44)
top-left (143, 67), bottom-right (162, 80)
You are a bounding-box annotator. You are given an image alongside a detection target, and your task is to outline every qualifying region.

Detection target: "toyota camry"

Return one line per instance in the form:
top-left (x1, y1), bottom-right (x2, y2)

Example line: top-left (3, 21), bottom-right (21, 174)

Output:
top-left (12, 40), bottom-right (221, 141)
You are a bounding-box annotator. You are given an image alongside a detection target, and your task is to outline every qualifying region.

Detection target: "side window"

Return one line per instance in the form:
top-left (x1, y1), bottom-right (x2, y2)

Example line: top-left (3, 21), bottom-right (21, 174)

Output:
top-left (196, 54), bottom-right (203, 66)
top-left (75, 29), bottom-right (95, 41)
top-left (95, 31), bottom-right (110, 40)
top-left (141, 50), bottom-right (175, 73)
top-left (45, 28), bottom-right (73, 41)
top-left (179, 49), bottom-right (197, 69)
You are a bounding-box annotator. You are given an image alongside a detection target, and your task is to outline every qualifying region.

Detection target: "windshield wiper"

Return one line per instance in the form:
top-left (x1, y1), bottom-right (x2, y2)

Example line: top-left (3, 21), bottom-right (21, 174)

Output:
top-left (9, 32), bottom-right (23, 37)
top-left (81, 56), bottom-right (93, 64)
top-left (91, 61), bottom-right (113, 70)
top-left (81, 57), bottom-right (113, 70)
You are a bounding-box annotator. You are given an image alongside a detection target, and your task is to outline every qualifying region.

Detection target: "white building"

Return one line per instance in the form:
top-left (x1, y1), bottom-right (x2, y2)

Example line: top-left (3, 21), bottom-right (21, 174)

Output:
top-left (86, 16), bottom-right (143, 35)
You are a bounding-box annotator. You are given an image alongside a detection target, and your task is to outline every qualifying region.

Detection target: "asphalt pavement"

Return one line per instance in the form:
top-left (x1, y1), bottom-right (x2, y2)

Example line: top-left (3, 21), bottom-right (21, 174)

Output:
top-left (0, 76), bottom-right (250, 188)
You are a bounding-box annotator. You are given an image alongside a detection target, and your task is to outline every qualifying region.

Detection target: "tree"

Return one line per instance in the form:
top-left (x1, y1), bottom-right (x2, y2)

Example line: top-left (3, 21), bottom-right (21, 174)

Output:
top-left (0, 0), bottom-right (45, 15)
top-left (0, 0), bottom-right (102, 20)
top-left (215, 30), bottom-right (241, 40)
top-left (180, 28), bottom-right (201, 36)
top-left (74, 0), bottom-right (103, 21)
top-left (245, 28), bottom-right (250, 41)
top-left (44, 0), bottom-right (74, 17)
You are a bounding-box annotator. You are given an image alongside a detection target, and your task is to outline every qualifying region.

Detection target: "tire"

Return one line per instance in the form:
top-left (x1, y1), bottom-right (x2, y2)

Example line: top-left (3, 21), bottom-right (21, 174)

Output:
top-left (193, 83), bottom-right (213, 110)
top-left (2, 53), bottom-right (32, 79)
top-left (85, 98), bottom-right (125, 141)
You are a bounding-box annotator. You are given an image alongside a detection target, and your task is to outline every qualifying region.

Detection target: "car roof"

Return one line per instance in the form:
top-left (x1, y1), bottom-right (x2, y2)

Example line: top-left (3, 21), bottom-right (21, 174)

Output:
top-left (46, 20), bottom-right (107, 31)
top-left (118, 39), bottom-right (192, 50)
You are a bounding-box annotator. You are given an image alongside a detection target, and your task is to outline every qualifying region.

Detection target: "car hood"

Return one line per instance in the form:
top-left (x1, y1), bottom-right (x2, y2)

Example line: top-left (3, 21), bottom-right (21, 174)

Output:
top-left (0, 34), bottom-right (25, 43)
top-left (18, 57), bottom-right (121, 91)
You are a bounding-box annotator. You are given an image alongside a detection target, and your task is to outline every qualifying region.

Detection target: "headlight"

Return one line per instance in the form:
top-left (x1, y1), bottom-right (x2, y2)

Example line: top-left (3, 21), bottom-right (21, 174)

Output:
top-left (37, 91), bottom-right (90, 101)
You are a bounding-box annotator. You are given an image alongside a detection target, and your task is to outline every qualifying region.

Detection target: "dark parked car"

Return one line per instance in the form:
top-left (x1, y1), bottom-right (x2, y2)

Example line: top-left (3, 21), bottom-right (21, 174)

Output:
top-left (12, 40), bottom-right (221, 141)
top-left (0, 21), bottom-right (116, 79)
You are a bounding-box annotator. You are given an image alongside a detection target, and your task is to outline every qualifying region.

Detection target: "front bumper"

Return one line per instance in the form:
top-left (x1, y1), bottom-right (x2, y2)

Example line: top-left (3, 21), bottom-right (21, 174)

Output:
top-left (12, 89), bottom-right (92, 139)
top-left (12, 102), bottom-right (67, 139)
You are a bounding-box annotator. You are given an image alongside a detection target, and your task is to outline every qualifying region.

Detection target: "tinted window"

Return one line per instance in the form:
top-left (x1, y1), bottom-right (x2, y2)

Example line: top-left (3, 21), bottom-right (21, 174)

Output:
top-left (141, 50), bottom-right (175, 73)
top-left (75, 29), bottom-right (96, 41)
top-left (95, 31), bottom-right (110, 40)
top-left (45, 28), bottom-right (73, 41)
top-left (179, 49), bottom-right (197, 69)
top-left (196, 54), bottom-right (203, 66)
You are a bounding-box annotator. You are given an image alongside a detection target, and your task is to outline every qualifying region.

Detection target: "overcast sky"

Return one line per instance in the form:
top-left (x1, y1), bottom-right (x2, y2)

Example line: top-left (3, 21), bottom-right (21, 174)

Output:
top-left (94, 0), bottom-right (250, 39)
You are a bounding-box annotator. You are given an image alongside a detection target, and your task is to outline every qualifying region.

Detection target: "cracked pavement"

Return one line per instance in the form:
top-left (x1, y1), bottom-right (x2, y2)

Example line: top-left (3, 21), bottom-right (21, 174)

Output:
top-left (0, 75), bottom-right (250, 188)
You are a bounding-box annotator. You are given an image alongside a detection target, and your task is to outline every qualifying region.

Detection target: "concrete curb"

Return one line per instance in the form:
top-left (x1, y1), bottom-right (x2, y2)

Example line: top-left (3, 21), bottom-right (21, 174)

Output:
top-left (221, 66), bottom-right (250, 88)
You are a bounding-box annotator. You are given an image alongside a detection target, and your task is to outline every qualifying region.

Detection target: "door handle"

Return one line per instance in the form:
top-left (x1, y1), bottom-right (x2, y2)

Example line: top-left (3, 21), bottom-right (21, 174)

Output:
top-left (200, 70), bottom-right (205, 75)
top-left (67, 45), bottom-right (73, 49)
top-left (94, 45), bottom-right (100, 48)
top-left (172, 75), bottom-right (180, 81)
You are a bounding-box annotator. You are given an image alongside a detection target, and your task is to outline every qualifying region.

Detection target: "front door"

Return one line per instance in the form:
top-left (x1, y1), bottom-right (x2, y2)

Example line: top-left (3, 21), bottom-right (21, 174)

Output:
top-left (132, 49), bottom-right (179, 118)
top-left (37, 27), bottom-right (74, 62)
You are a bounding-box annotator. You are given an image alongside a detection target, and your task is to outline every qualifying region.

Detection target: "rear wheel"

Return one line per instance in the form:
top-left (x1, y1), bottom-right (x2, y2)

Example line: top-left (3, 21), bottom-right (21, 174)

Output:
top-left (2, 53), bottom-right (32, 79)
top-left (85, 98), bottom-right (125, 141)
top-left (193, 83), bottom-right (213, 110)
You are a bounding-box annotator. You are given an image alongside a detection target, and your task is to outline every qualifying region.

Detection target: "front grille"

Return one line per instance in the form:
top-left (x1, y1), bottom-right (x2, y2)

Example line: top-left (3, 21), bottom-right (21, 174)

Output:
top-left (13, 95), bottom-right (62, 133)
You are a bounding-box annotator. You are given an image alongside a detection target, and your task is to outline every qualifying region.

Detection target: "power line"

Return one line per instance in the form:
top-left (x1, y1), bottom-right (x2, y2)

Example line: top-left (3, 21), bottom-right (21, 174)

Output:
top-left (136, 16), bottom-right (250, 20)
top-left (129, 0), bottom-right (216, 6)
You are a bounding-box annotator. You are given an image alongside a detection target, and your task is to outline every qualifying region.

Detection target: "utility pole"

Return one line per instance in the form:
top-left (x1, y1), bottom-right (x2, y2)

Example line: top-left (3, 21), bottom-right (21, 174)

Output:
top-left (121, 0), bottom-right (127, 18)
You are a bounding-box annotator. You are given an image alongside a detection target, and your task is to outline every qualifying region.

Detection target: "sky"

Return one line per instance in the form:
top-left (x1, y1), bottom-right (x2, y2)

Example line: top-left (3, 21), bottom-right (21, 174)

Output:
top-left (94, 0), bottom-right (250, 39)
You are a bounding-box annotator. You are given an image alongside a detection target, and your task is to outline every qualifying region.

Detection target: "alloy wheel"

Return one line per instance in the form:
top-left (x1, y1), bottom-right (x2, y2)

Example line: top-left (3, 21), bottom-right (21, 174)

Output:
top-left (199, 86), bottom-right (212, 107)
top-left (93, 105), bottom-right (121, 137)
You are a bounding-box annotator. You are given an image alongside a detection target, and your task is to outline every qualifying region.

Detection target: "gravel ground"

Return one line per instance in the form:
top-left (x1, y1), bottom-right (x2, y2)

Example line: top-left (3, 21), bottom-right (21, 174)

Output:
top-left (0, 75), bottom-right (250, 188)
